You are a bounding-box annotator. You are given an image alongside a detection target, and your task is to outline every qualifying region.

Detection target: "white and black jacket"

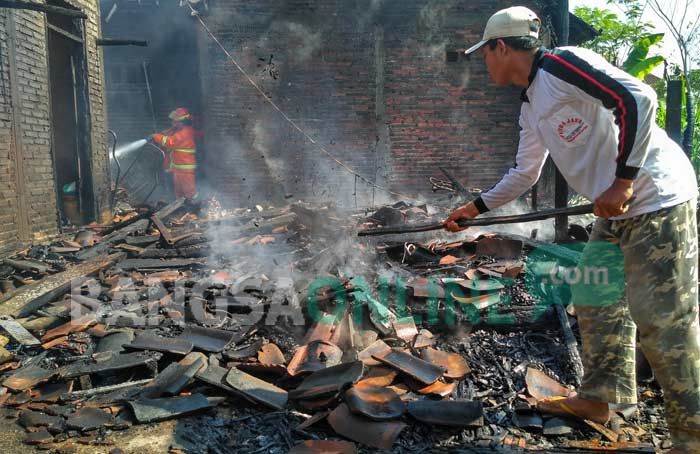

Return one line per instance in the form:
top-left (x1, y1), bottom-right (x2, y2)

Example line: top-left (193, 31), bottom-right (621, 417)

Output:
top-left (474, 46), bottom-right (698, 219)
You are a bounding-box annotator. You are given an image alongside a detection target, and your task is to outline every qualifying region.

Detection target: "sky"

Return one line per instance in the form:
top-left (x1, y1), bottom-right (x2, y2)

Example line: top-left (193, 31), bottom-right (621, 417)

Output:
top-left (569, 0), bottom-right (699, 68)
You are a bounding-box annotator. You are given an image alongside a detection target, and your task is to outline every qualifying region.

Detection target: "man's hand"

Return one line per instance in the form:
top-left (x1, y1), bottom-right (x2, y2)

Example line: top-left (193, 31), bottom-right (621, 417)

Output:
top-left (594, 178), bottom-right (634, 218)
top-left (444, 202), bottom-right (480, 232)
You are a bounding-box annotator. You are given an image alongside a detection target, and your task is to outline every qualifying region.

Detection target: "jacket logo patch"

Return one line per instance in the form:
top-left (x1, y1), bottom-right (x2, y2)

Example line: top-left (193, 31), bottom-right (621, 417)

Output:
top-left (557, 117), bottom-right (589, 143)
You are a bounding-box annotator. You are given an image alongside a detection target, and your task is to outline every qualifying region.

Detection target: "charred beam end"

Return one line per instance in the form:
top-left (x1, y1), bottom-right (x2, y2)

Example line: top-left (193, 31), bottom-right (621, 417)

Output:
top-left (0, 0), bottom-right (87, 18)
top-left (553, 288), bottom-right (584, 387)
top-left (96, 38), bottom-right (148, 47)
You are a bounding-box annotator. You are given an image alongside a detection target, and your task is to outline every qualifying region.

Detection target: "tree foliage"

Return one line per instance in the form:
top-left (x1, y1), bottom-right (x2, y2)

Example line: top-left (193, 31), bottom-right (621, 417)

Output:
top-left (573, 6), bottom-right (653, 65)
top-left (646, 0), bottom-right (700, 156)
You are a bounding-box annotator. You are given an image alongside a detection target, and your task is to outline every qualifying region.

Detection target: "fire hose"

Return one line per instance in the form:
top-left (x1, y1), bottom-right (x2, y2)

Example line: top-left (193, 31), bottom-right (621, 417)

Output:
top-left (357, 204), bottom-right (595, 237)
top-left (110, 133), bottom-right (167, 207)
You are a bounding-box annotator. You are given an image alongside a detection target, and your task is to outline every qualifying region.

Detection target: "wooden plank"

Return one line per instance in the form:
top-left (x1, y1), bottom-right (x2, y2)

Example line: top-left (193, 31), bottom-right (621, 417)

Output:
top-left (115, 258), bottom-right (205, 271)
top-left (0, 253), bottom-right (125, 318)
top-left (0, 0), bottom-right (88, 18)
top-left (553, 288), bottom-right (584, 388)
top-left (150, 214), bottom-right (175, 245)
top-left (3, 259), bottom-right (49, 273)
top-left (76, 198), bottom-right (185, 261)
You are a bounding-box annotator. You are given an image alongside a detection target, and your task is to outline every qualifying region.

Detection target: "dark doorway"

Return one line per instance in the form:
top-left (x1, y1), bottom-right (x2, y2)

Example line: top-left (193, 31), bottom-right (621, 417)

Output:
top-left (46, 1), bottom-right (96, 225)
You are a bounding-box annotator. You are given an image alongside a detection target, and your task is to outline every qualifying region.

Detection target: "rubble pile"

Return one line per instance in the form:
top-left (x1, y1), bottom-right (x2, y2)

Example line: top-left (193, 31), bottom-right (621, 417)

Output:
top-left (0, 198), bottom-right (666, 453)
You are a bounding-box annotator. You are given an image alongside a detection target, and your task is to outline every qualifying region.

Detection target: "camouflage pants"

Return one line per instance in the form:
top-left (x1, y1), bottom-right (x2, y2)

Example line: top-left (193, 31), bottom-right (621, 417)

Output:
top-left (572, 199), bottom-right (700, 451)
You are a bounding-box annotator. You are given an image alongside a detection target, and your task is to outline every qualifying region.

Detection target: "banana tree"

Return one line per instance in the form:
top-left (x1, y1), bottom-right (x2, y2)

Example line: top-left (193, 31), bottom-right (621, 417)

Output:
top-left (622, 33), bottom-right (665, 79)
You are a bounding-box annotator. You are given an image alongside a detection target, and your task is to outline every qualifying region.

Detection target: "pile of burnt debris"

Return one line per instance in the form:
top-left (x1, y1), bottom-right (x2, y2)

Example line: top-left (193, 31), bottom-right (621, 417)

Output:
top-left (0, 198), bottom-right (667, 453)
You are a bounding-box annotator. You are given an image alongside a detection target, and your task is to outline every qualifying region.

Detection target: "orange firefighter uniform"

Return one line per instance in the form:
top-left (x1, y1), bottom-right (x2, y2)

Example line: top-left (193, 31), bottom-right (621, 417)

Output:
top-left (151, 108), bottom-right (199, 199)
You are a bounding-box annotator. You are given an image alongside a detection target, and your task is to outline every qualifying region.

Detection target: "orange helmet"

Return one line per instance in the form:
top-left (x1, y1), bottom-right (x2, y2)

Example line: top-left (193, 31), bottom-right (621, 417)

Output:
top-left (169, 107), bottom-right (191, 121)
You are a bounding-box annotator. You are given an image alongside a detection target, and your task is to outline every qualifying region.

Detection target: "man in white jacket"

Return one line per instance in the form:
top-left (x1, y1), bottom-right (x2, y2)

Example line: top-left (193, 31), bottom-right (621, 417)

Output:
top-left (445, 6), bottom-right (700, 452)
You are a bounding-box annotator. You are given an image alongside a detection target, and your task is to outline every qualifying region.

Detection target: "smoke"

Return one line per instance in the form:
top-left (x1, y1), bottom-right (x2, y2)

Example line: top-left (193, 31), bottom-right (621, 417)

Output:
top-left (257, 21), bottom-right (321, 62)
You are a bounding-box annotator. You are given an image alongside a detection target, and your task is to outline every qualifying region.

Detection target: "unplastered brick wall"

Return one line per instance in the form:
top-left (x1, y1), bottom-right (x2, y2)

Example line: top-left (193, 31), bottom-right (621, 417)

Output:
top-left (0, 1), bottom-right (108, 255)
top-left (200, 0), bottom-right (540, 207)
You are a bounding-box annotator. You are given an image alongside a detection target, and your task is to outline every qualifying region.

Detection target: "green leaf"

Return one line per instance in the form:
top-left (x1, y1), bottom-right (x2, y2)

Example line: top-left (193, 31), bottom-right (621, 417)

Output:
top-left (623, 33), bottom-right (665, 72)
top-left (626, 56), bottom-right (665, 79)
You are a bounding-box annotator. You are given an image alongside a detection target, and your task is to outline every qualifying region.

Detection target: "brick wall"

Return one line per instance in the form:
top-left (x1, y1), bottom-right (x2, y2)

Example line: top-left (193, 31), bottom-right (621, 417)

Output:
top-left (0, 1), bottom-right (109, 255)
top-left (198, 0), bottom-right (542, 208)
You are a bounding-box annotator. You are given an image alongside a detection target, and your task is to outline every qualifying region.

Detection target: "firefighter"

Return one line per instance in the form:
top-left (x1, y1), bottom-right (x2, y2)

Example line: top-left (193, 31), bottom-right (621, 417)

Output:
top-left (445, 7), bottom-right (699, 452)
top-left (150, 107), bottom-right (199, 200)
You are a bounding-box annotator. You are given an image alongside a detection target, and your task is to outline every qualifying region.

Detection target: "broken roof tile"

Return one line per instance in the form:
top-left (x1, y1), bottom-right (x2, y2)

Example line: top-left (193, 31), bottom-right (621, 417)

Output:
top-left (357, 339), bottom-right (391, 367)
top-left (327, 403), bottom-right (406, 450)
top-left (356, 367), bottom-right (397, 388)
top-left (178, 325), bottom-right (240, 353)
top-left (3, 365), bottom-right (55, 391)
top-left (66, 407), bottom-right (115, 431)
top-left (257, 343), bottom-right (285, 366)
top-left (525, 367), bottom-right (571, 400)
top-left (407, 400), bottom-right (483, 428)
top-left (420, 347), bottom-right (471, 380)
top-left (290, 361), bottom-right (364, 401)
top-left (127, 334), bottom-right (193, 356)
top-left (128, 394), bottom-right (216, 424)
top-left (344, 382), bottom-right (404, 421)
top-left (288, 440), bottom-right (357, 454)
top-left (41, 315), bottom-right (97, 343)
top-left (225, 367), bottom-right (288, 410)
top-left (413, 329), bottom-right (435, 349)
top-left (392, 316), bottom-right (418, 344)
top-left (373, 349), bottom-right (444, 385)
top-left (286, 341), bottom-right (343, 377)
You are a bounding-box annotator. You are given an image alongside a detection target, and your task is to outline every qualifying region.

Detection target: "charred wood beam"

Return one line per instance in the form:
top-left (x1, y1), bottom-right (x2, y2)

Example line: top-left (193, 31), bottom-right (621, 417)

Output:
top-left (214, 213), bottom-right (297, 238)
top-left (150, 214), bottom-right (175, 246)
top-left (77, 198), bottom-right (185, 261)
top-left (98, 213), bottom-right (147, 237)
top-left (139, 245), bottom-right (210, 259)
top-left (115, 258), bottom-right (206, 271)
top-left (358, 204), bottom-right (594, 237)
top-left (3, 258), bottom-right (49, 274)
top-left (202, 207), bottom-right (292, 227)
top-left (0, 252), bottom-right (125, 318)
top-left (0, 0), bottom-right (87, 18)
top-left (96, 38), bottom-right (148, 47)
top-left (47, 23), bottom-right (82, 43)
top-left (551, 285), bottom-right (584, 387)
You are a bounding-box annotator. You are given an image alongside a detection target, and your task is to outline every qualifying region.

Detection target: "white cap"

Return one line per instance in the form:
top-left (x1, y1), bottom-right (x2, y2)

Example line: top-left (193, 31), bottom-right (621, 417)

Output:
top-left (464, 6), bottom-right (541, 55)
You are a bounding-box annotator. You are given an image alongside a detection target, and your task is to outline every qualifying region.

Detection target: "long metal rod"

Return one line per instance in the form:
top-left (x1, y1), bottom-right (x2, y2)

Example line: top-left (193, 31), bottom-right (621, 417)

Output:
top-left (358, 204), bottom-right (594, 237)
top-left (109, 130), bottom-right (119, 211)
top-left (142, 61), bottom-right (157, 133)
top-left (0, 0), bottom-right (87, 18)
